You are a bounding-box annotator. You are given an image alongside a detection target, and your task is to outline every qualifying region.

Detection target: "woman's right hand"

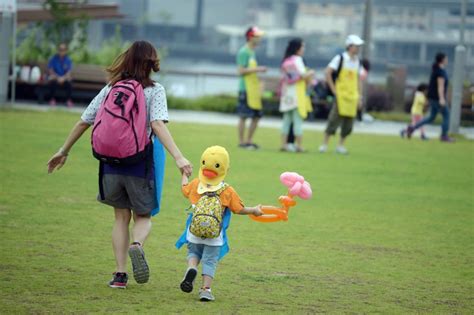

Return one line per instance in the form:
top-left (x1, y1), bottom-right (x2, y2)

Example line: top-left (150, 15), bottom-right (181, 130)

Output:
top-left (47, 151), bottom-right (68, 173)
top-left (176, 157), bottom-right (192, 178)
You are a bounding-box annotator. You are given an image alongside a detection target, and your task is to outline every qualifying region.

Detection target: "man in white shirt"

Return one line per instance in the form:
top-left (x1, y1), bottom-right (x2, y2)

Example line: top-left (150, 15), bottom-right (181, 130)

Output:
top-left (319, 35), bottom-right (364, 155)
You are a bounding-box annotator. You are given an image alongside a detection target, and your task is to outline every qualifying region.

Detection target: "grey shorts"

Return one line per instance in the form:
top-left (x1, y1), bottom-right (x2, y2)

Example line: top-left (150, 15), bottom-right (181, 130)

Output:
top-left (98, 174), bottom-right (156, 216)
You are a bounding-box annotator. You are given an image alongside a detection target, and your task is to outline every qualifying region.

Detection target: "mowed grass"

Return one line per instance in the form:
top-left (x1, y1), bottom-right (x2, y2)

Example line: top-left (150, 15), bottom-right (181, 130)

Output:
top-left (0, 109), bottom-right (473, 314)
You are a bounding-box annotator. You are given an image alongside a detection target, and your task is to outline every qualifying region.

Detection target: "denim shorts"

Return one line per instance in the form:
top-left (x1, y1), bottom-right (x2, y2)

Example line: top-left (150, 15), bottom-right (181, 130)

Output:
top-left (187, 242), bottom-right (221, 278)
top-left (237, 91), bottom-right (263, 119)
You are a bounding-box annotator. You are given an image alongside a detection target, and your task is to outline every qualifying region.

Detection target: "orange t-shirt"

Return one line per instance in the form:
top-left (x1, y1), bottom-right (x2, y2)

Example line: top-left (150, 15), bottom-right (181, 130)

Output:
top-left (182, 178), bottom-right (244, 214)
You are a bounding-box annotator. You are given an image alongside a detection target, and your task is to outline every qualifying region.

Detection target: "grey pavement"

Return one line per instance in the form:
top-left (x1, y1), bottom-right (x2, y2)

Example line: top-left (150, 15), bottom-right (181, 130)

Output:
top-left (7, 102), bottom-right (474, 140)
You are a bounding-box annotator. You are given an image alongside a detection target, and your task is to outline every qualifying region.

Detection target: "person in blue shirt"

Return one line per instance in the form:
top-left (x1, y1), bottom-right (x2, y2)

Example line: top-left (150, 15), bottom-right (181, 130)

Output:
top-left (48, 43), bottom-right (74, 107)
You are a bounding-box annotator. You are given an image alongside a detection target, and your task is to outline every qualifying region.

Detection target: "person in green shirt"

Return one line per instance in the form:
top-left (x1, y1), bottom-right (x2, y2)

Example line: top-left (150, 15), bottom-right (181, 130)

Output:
top-left (236, 26), bottom-right (267, 150)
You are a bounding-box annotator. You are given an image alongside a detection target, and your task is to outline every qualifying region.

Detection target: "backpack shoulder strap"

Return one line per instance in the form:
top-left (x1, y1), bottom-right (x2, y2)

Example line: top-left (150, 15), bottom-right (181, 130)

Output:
top-left (216, 183), bottom-right (230, 196)
top-left (335, 53), bottom-right (344, 79)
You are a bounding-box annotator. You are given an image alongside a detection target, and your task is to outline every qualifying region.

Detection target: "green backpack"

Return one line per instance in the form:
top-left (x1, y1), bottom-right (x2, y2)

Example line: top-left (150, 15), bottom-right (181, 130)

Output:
top-left (189, 184), bottom-right (229, 239)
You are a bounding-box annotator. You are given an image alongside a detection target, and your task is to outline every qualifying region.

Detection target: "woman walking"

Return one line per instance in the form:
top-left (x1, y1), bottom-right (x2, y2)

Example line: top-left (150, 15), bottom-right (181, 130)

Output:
top-left (402, 52), bottom-right (454, 142)
top-left (47, 41), bottom-right (193, 288)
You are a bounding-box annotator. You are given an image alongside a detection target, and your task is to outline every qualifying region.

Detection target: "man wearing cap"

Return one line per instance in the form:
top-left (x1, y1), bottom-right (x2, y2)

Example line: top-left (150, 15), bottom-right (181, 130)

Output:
top-left (319, 34), bottom-right (364, 154)
top-left (236, 26), bottom-right (267, 150)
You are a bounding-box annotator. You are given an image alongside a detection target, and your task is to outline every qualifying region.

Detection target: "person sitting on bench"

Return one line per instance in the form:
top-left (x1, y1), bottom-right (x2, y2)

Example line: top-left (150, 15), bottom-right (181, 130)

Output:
top-left (48, 43), bottom-right (74, 107)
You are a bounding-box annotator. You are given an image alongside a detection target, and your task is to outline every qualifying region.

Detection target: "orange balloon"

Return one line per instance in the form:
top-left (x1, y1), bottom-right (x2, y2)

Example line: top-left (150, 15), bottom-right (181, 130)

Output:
top-left (249, 206), bottom-right (288, 222)
top-left (249, 214), bottom-right (285, 223)
top-left (279, 196), bottom-right (296, 207)
top-left (249, 194), bottom-right (299, 223)
top-left (261, 206), bottom-right (287, 215)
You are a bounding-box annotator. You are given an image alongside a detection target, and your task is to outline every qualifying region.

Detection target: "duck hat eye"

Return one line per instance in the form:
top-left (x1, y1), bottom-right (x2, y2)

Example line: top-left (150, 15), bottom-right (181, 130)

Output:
top-left (215, 163), bottom-right (220, 168)
top-left (202, 160), bottom-right (205, 165)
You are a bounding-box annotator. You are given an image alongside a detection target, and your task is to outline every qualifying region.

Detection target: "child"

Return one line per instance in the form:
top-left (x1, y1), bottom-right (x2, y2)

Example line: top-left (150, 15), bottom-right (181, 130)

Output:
top-left (403, 83), bottom-right (429, 140)
top-left (176, 146), bottom-right (262, 301)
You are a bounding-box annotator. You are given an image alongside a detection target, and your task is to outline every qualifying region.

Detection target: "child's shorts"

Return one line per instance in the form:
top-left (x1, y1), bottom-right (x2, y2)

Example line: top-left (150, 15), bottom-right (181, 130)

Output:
top-left (98, 174), bottom-right (156, 216)
top-left (187, 242), bottom-right (221, 278)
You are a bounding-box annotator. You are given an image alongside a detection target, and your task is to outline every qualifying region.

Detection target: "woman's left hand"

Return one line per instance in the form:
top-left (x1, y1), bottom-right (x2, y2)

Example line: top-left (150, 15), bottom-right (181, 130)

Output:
top-left (47, 151), bottom-right (68, 173)
top-left (176, 157), bottom-right (193, 177)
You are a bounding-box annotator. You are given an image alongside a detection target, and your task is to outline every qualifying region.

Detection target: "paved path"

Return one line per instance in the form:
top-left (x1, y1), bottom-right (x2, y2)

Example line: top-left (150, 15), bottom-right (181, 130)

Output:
top-left (7, 103), bottom-right (474, 140)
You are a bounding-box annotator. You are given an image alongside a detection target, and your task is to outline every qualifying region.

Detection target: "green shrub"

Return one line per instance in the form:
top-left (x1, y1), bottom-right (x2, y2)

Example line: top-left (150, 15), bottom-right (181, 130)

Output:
top-left (167, 94), bottom-right (281, 116)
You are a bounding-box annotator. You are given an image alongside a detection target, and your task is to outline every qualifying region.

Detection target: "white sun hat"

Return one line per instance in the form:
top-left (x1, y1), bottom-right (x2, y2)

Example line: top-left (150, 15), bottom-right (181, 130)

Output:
top-left (345, 34), bottom-right (364, 46)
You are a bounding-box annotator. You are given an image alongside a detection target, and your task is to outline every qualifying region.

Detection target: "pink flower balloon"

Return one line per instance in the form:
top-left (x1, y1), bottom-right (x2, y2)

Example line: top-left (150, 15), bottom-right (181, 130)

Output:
top-left (279, 172), bottom-right (312, 199)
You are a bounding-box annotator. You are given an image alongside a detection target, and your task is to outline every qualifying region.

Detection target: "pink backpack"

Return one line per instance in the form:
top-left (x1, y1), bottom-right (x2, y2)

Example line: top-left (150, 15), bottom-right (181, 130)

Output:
top-left (91, 80), bottom-right (150, 165)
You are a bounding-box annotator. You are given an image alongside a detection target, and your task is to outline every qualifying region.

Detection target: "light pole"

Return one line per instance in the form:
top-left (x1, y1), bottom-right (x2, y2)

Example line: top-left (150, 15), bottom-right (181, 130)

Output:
top-left (362, 0), bottom-right (372, 61)
top-left (0, 9), bottom-right (14, 105)
top-left (361, 0), bottom-right (372, 120)
top-left (449, 0), bottom-right (467, 134)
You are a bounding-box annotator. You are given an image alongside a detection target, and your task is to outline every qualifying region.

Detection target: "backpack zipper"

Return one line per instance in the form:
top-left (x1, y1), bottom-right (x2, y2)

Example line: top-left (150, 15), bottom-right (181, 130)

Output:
top-left (129, 108), bottom-right (139, 154)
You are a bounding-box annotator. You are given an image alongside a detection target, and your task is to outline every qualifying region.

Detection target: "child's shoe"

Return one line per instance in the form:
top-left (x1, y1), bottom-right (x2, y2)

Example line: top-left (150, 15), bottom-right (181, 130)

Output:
top-left (128, 242), bottom-right (149, 284)
top-left (180, 267), bottom-right (197, 293)
top-left (318, 144), bottom-right (327, 153)
top-left (108, 272), bottom-right (128, 289)
top-left (421, 134), bottom-right (429, 141)
top-left (199, 287), bottom-right (215, 302)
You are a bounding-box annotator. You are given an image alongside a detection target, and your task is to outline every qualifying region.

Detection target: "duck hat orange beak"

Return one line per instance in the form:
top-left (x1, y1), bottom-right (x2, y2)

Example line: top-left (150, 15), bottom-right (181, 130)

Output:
top-left (198, 146), bottom-right (230, 186)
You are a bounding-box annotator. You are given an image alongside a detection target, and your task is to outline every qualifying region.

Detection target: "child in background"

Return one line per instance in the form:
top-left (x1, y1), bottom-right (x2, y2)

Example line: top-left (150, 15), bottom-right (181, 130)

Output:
top-left (405, 83), bottom-right (429, 140)
top-left (176, 146), bottom-right (262, 302)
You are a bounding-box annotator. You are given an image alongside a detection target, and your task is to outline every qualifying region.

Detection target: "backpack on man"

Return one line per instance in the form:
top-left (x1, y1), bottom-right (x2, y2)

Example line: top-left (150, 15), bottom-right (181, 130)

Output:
top-left (314, 53), bottom-right (344, 101)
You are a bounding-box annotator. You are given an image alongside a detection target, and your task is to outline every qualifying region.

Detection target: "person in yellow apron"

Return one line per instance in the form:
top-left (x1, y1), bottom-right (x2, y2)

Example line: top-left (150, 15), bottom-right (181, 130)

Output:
top-left (279, 38), bottom-right (315, 152)
top-left (236, 26), bottom-right (267, 150)
top-left (319, 35), bottom-right (364, 155)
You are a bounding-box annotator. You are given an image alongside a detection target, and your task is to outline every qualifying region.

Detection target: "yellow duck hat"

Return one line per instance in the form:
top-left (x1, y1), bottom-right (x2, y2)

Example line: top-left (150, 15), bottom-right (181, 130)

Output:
top-left (198, 146), bottom-right (230, 194)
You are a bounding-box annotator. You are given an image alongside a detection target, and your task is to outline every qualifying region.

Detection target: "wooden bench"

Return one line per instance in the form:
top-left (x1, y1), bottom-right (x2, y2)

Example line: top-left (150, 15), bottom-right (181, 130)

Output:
top-left (15, 63), bottom-right (107, 104)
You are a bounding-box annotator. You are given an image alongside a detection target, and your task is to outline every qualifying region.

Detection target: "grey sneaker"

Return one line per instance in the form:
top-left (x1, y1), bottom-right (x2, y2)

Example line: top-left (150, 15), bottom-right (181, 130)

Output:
top-left (318, 144), bottom-right (328, 153)
top-left (199, 288), bottom-right (215, 302)
top-left (128, 243), bottom-right (149, 284)
top-left (180, 268), bottom-right (197, 293)
top-left (336, 146), bottom-right (348, 155)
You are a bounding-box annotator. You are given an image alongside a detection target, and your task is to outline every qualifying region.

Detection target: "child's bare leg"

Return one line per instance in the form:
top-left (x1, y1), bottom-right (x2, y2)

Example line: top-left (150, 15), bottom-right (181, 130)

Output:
top-left (188, 256), bottom-right (199, 269)
top-left (198, 246), bottom-right (220, 301)
top-left (203, 275), bottom-right (213, 288)
top-left (181, 245), bottom-right (201, 293)
top-left (201, 246), bottom-right (220, 288)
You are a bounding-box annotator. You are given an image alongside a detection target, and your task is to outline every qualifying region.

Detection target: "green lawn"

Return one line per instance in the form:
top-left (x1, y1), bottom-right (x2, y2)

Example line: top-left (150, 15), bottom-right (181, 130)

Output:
top-left (1, 109), bottom-right (473, 314)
